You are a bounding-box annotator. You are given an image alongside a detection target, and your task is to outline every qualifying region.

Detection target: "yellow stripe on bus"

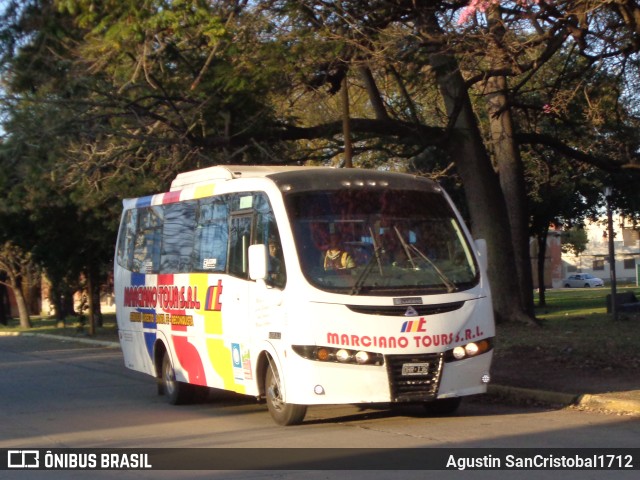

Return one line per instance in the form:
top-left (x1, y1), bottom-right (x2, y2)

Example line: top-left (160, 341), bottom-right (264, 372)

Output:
top-left (193, 184), bottom-right (216, 199)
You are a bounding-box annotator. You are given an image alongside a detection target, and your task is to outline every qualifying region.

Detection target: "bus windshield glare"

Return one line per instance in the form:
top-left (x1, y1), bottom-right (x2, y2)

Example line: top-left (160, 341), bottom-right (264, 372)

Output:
top-left (284, 188), bottom-right (479, 295)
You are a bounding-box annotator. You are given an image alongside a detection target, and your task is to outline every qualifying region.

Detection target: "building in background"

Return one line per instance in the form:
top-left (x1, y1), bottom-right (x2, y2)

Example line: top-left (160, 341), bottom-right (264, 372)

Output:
top-left (561, 215), bottom-right (640, 287)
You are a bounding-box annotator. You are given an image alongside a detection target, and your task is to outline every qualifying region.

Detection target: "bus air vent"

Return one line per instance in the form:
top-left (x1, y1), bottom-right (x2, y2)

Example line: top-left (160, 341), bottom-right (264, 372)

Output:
top-left (347, 302), bottom-right (464, 317)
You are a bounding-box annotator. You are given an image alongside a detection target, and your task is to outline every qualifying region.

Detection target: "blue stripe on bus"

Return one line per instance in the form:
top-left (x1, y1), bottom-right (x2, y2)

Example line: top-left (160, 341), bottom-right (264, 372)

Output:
top-left (130, 272), bottom-right (157, 359)
top-left (135, 195), bottom-right (154, 208)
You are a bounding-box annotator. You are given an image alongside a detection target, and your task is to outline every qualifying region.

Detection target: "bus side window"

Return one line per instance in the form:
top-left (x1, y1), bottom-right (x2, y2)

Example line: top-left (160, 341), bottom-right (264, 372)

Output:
top-left (194, 197), bottom-right (229, 272)
top-left (133, 207), bottom-right (162, 274)
top-left (161, 201), bottom-right (196, 273)
top-left (228, 215), bottom-right (252, 278)
top-left (117, 209), bottom-right (137, 270)
top-left (254, 195), bottom-right (286, 288)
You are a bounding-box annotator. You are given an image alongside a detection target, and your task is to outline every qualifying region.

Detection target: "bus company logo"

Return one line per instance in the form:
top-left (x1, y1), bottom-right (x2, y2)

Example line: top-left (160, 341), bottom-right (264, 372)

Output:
top-left (8, 450), bottom-right (39, 469)
top-left (204, 280), bottom-right (223, 311)
top-left (400, 317), bottom-right (427, 333)
top-left (404, 306), bottom-right (419, 317)
top-left (123, 285), bottom-right (201, 310)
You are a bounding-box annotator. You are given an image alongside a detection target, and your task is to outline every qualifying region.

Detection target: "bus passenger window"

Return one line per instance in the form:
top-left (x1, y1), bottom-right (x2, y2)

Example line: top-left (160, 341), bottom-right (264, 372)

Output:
top-left (194, 197), bottom-right (229, 272)
top-left (116, 209), bottom-right (137, 270)
top-left (229, 215), bottom-right (252, 278)
top-left (161, 201), bottom-right (196, 273)
top-left (133, 207), bottom-right (162, 274)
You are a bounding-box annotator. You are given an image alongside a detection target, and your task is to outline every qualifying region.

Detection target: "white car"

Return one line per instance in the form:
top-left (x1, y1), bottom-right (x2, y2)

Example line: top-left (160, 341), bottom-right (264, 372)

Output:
top-left (563, 273), bottom-right (604, 288)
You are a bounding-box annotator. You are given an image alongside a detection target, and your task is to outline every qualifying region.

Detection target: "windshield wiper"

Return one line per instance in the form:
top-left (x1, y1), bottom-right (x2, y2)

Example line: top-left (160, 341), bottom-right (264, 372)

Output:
top-left (350, 227), bottom-right (384, 295)
top-left (393, 226), bottom-right (416, 269)
top-left (409, 244), bottom-right (457, 293)
top-left (393, 226), bottom-right (458, 293)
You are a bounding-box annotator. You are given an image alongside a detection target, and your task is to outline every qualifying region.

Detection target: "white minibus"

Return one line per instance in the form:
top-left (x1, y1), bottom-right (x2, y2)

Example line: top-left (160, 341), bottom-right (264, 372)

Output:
top-left (114, 165), bottom-right (494, 425)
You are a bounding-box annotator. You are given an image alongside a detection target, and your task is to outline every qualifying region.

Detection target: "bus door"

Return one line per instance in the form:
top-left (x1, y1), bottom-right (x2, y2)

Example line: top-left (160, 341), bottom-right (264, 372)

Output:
top-left (249, 195), bottom-right (288, 335)
top-left (226, 195), bottom-right (286, 388)
top-left (224, 213), bottom-right (253, 383)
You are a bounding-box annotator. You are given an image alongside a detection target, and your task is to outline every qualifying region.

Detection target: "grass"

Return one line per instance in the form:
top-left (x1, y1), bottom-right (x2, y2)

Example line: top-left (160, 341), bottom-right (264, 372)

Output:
top-left (534, 286), bottom-right (637, 319)
top-left (496, 286), bottom-right (640, 370)
top-left (0, 313), bottom-right (119, 342)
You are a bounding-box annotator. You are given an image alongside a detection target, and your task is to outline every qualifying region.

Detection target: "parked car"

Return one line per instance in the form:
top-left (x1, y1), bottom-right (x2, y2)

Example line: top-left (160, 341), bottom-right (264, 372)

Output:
top-left (563, 273), bottom-right (604, 288)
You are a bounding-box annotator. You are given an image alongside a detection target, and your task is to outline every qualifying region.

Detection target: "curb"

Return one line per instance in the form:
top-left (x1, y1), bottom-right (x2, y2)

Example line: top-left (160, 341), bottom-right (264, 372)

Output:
top-left (487, 384), bottom-right (578, 407)
top-left (487, 385), bottom-right (640, 416)
top-left (576, 392), bottom-right (640, 415)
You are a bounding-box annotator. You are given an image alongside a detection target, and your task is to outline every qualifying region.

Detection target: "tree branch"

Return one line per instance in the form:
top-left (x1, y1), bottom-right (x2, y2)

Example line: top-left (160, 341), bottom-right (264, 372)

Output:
top-left (517, 132), bottom-right (640, 172)
top-left (195, 118), bottom-right (447, 149)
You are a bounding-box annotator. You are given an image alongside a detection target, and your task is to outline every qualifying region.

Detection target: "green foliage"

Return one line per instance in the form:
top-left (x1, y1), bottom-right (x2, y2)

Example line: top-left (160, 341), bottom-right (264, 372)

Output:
top-left (1, 0), bottom-right (640, 325)
top-left (561, 227), bottom-right (589, 256)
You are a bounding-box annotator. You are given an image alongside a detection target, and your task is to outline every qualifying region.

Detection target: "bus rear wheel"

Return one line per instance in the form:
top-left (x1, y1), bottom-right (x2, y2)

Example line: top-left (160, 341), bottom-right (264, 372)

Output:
top-left (265, 364), bottom-right (307, 426)
top-left (161, 352), bottom-right (194, 405)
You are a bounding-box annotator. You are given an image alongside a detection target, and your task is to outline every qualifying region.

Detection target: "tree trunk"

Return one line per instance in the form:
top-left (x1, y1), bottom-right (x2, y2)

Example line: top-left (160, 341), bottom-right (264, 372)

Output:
top-left (50, 282), bottom-right (74, 326)
top-left (359, 65), bottom-right (390, 121)
top-left (4, 273), bottom-right (32, 329)
top-left (429, 52), bottom-right (537, 325)
top-left (485, 73), bottom-right (536, 318)
top-left (341, 76), bottom-right (353, 168)
top-left (537, 229), bottom-right (549, 308)
top-left (86, 270), bottom-right (96, 336)
top-left (93, 287), bottom-right (103, 328)
top-left (485, 8), bottom-right (536, 318)
top-left (14, 285), bottom-right (32, 329)
top-left (0, 282), bottom-right (8, 325)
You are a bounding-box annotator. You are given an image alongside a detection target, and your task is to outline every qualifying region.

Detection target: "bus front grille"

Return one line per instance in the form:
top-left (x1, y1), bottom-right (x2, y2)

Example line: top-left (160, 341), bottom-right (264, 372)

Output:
top-left (385, 353), bottom-right (443, 402)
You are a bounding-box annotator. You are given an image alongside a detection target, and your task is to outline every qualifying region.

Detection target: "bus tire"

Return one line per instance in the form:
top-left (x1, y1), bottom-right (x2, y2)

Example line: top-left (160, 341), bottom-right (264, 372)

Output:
top-left (265, 364), bottom-right (307, 426)
top-left (161, 352), bottom-right (194, 405)
top-left (423, 397), bottom-right (461, 416)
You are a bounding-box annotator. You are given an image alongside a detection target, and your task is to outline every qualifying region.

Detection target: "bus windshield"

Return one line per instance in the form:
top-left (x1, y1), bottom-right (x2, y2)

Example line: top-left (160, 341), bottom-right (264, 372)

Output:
top-left (284, 188), bottom-right (479, 295)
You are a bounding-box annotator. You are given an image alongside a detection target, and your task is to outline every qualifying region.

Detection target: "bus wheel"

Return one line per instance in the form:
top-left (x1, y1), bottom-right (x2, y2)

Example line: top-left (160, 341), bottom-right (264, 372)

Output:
top-left (161, 352), bottom-right (194, 405)
top-left (265, 364), bottom-right (307, 426)
top-left (423, 397), bottom-right (461, 416)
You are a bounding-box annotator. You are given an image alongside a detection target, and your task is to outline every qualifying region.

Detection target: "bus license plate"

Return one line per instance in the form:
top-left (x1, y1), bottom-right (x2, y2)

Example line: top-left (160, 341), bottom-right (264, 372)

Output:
top-left (402, 363), bottom-right (430, 376)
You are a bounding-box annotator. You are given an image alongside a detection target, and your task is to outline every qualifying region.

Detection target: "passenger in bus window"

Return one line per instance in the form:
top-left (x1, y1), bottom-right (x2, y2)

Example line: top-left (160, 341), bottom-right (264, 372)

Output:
top-left (268, 237), bottom-right (285, 286)
top-left (323, 233), bottom-right (356, 271)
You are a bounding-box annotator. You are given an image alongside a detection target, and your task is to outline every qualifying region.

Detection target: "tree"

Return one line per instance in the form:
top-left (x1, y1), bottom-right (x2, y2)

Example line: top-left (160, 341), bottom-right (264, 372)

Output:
top-left (3, 0), bottom-right (640, 328)
top-left (427, 46), bottom-right (534, 324)
top-left (441, 0), bottom-right (640, 315)
top-left (0, 0), bottom-right (145, 331)
top-left (562, 227), bottom-right (589, 257)
top-left (528, 166), bottom-right (598, 307)
top-left (0, 273), bottom-right (10, 325)
top-left (0, 242), bottom-right (34, 328)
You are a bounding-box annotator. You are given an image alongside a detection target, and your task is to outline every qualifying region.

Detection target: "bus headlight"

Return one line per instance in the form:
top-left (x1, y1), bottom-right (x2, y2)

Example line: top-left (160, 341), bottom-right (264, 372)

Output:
top-left (452, 346), bottom-right (466, 360)
top-left (292, 345), bottom-right (384, 366)
top-left (336, 349), bottom-right (350, 362)
top-left (444, 338), bottom-right (494, 362)
top-left (354, 351), bottom-right (369, 364)
top-left (465, 342), bottom-right (480, 356)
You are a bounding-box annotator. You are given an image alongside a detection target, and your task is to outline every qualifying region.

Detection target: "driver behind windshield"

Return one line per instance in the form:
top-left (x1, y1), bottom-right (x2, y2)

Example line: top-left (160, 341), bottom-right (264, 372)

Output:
top-left (324, 233), bottom-right (356, 271)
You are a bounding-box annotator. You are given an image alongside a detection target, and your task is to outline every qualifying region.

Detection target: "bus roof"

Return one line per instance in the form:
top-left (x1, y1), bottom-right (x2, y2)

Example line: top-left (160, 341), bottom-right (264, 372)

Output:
top-left (170, 165), bottom-right (316, 191)
top-left (170, 165), bottom-right (438, 194)
top-left (123, 165), bottom-right (440, 211)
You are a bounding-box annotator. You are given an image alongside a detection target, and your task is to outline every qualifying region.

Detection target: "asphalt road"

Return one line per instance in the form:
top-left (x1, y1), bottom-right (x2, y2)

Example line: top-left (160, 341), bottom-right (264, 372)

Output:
top-left (0, 335), bottom-right (638, 479)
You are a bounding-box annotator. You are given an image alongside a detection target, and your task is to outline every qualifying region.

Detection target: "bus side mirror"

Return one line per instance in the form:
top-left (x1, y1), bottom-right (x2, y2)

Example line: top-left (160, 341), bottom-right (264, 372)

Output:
top-left (248, 244), bottom-right (268, 281)
top-left (474, 238), bottom-right (488, 273)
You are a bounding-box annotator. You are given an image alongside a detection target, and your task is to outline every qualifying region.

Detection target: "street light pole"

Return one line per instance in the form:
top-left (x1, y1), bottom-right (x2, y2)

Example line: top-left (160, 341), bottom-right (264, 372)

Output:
top-left (605, 187), bottom-right (618, 321)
